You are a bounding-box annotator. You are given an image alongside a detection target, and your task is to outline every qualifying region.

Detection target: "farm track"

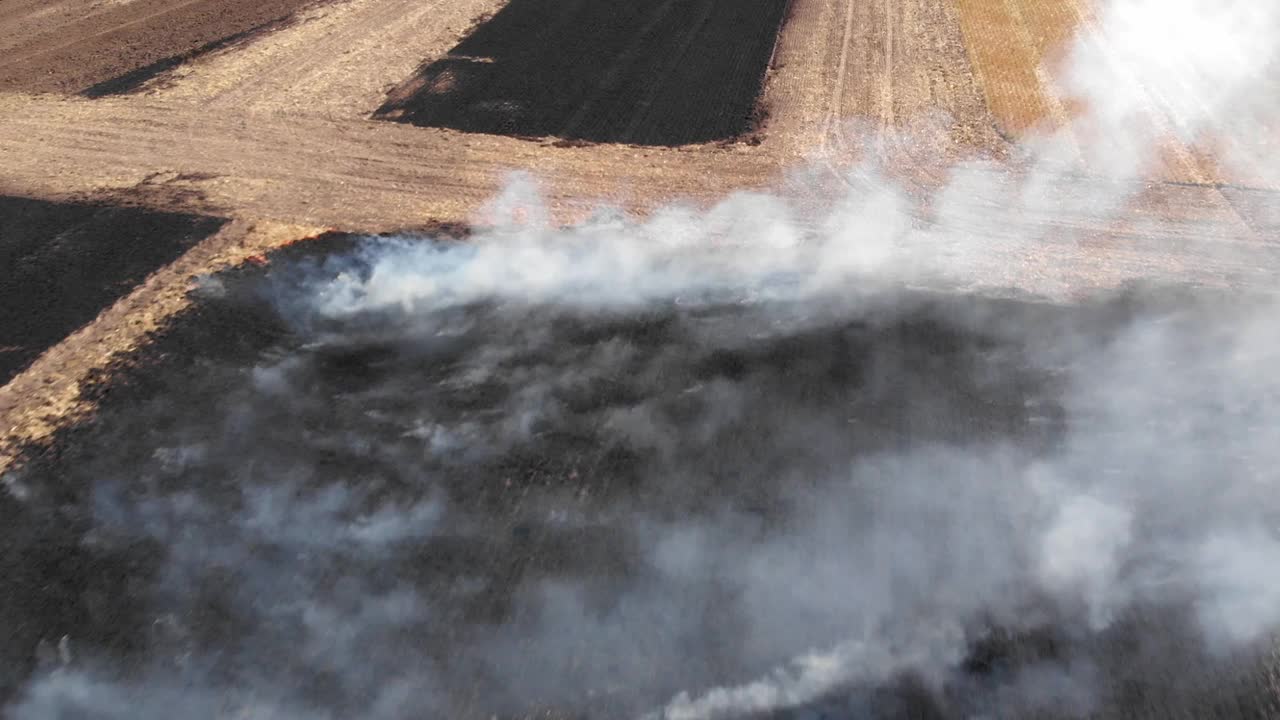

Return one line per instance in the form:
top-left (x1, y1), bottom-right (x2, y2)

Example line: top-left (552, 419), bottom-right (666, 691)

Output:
top-left (0, 197), bottom-right (225, 385)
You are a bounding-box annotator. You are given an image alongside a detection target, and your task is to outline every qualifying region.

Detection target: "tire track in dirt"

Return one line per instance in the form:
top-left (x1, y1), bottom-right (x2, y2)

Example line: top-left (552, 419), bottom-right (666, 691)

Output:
top-left (0, 0), bottom-right (1277, 525)
top-left (160, 0), bottom-right (484, 116)
top-left (799, 0), bottom-right (857, 186)
top-left (880, 0), bottom-right (896, 134)
top-left (827, 0), bottom-right (857, 141)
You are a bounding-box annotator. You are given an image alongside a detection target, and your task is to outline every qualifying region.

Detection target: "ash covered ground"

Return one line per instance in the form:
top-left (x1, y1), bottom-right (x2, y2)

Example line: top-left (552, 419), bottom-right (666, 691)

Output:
top-left (3, 218), bottom-right (1280, 718)
top-left (4, 0), bottom-right (1280, 716)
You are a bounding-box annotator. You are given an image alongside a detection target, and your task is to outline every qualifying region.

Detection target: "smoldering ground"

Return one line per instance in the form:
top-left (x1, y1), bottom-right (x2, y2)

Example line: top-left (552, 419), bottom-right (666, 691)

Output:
top-left (4, 0), bottom-right (1280, 716)
top-left (4, 206), bottom-right (1280, 719)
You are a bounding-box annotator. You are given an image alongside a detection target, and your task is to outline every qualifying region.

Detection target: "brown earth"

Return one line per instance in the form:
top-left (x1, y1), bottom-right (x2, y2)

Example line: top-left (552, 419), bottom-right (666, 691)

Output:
top-left (953, 0), bottom-right (1280, 186)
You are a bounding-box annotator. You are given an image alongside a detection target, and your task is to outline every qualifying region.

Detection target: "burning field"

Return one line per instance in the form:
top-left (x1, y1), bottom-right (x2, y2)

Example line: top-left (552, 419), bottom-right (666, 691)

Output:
top-left (2, 0), bottom-right (1280, 717)
top-left (5, 204), bottom-right (1280, 718)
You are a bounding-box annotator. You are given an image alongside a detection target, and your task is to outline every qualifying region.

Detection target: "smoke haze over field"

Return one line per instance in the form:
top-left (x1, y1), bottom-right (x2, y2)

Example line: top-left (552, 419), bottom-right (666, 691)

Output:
top-left (10, 230), bottom-right (1280, 719)
top-left (4, 0), bottom-right (1280, 718)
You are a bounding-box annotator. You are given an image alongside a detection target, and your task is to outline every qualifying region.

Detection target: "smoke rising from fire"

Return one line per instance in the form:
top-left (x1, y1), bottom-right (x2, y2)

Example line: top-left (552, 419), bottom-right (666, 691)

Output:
top-left (4, 0), bottom-right (1280, 718)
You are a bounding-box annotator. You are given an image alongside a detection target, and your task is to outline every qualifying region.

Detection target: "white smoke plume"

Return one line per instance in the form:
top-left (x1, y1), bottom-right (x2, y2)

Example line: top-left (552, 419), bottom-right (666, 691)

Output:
top-left (1059, 0), bottom-right (1280, 179)
top-left (3, 0), bottom-right (1280, 718)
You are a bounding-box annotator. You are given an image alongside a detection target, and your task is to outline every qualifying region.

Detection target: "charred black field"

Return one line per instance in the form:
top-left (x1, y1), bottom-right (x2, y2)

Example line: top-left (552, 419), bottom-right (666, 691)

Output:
top-left (0, 196), bottom-right (225, 384)
top-left (377, 0), bottom-right (789, 145)
top-left (3, 231), bottom-right (1279, 719)
top-left (3, 0), bottom-right (1280, 713)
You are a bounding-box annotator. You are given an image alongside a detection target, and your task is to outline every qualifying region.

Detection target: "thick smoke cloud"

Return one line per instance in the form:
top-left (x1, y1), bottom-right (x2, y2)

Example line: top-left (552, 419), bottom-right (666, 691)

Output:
top-left (9, 230), bottom-right (1280, 719)
top-left (4, 0), bottom-right (1280, 718)
top-left (1058, 0), bottom-right (1280, 180)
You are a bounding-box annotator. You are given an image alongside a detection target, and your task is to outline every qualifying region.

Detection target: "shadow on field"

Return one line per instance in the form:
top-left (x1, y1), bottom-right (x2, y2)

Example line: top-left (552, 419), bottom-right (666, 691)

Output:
top-left (378, 0), bottom-right (789, 145)
top-left (0, 196), bottom-right (225, 385)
